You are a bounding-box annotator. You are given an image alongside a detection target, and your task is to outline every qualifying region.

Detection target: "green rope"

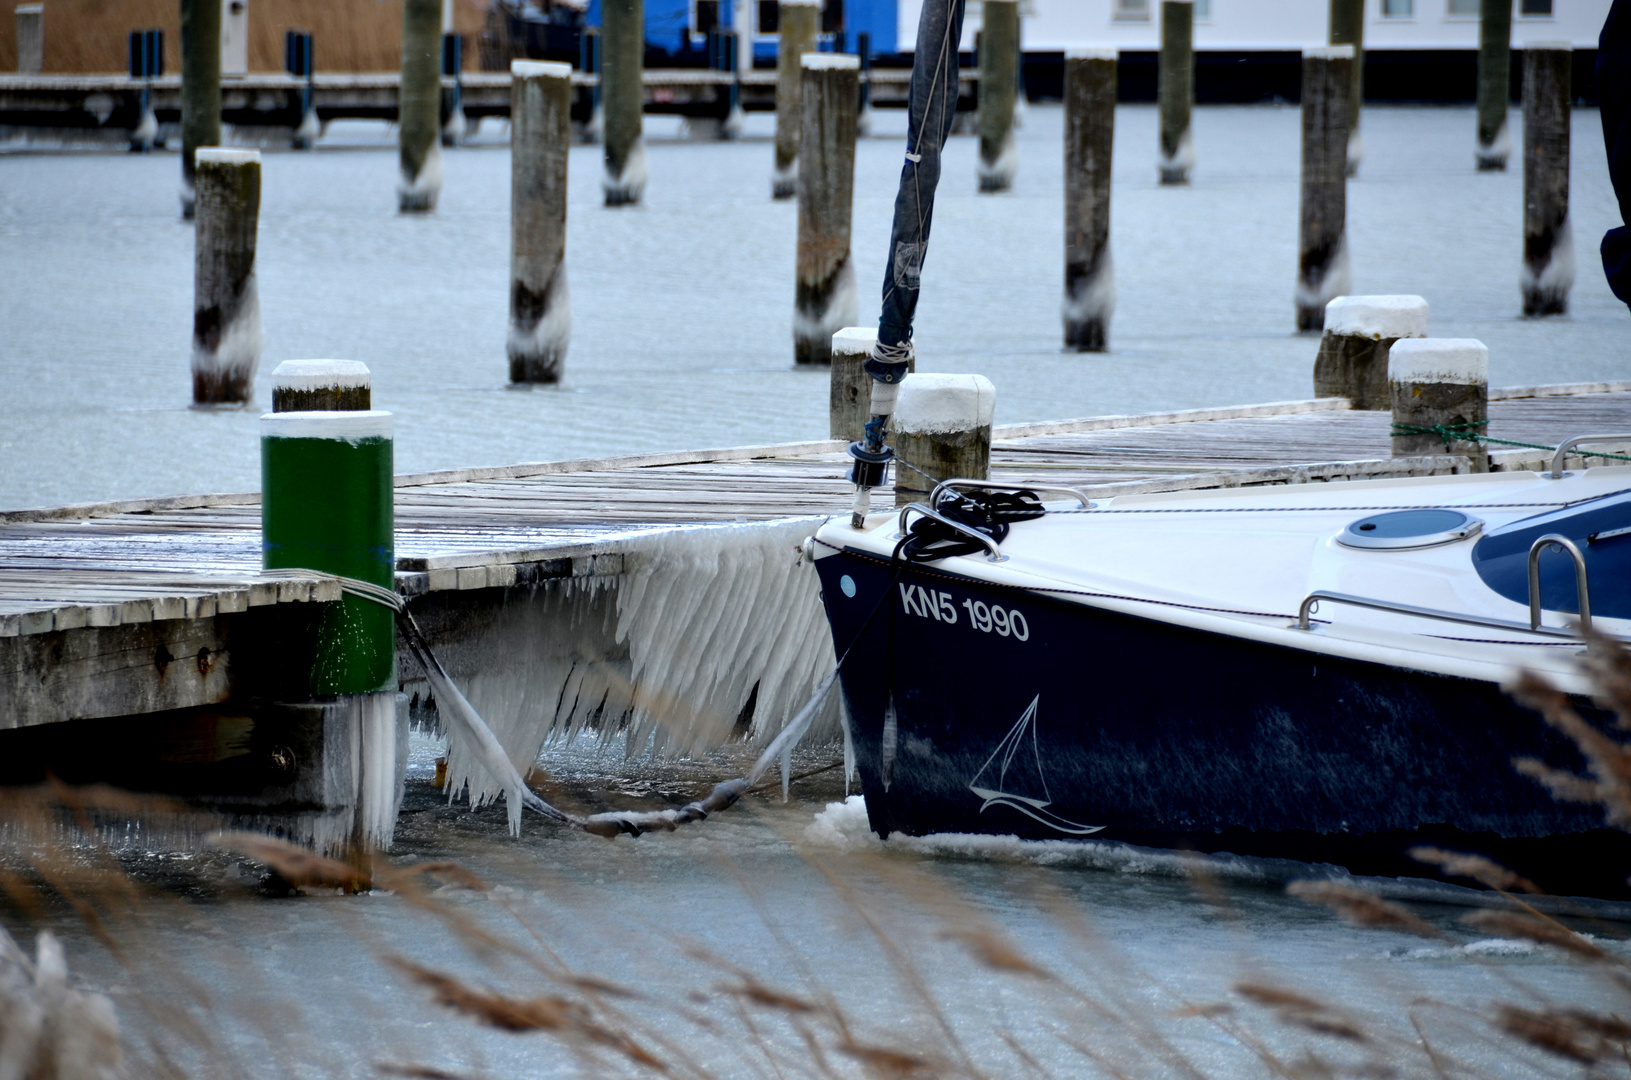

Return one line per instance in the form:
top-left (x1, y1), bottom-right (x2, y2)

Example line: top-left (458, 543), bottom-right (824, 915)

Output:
top-left (1389, 421), bottom-right (1631, 464)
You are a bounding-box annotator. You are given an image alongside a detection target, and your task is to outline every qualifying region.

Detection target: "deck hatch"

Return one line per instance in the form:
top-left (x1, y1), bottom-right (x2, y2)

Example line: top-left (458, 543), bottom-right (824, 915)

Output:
top-left (1337, 509), bottom-right (1483, 550)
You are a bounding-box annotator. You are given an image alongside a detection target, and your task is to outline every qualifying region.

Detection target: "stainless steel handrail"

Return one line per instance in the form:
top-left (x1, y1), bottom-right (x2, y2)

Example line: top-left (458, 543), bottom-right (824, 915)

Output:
top-left (1528, 533), bottom-right (1592, 632)
top-left (1294, 590), bottom-right (1585, 640)
top-left (1548, 433), bottom-right (1631, 479)
top-left (897, 502), bottom-right (1008, 562)
top-left (927, 477), bottom-right (1094, 509)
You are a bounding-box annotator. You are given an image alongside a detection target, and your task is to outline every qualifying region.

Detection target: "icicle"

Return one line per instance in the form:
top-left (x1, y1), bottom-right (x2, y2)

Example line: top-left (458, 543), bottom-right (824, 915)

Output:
top-left (881, 694), bottom-right (898, 791)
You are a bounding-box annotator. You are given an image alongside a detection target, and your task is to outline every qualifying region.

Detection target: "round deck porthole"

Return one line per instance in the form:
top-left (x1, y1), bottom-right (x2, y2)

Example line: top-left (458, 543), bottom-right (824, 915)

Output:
top-left (1337, 509), bottom-right (1483, 550)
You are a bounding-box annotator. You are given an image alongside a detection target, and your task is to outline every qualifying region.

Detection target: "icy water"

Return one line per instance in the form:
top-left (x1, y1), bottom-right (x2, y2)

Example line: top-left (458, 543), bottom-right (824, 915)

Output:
top-left (1, 104), bottom-right (1627, 510)
top-left (6, 738), bottom-right (1628, 1079)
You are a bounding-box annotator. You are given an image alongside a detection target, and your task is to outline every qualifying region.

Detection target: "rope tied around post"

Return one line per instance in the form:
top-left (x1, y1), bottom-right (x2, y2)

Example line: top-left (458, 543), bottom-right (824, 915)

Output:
top-left (1386, 422), bottom-right (1631, 464)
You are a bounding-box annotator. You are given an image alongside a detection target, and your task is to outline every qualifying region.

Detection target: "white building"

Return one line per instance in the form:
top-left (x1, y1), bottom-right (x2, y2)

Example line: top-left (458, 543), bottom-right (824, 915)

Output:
top-left (901, 0), bottom-right (1612, 53)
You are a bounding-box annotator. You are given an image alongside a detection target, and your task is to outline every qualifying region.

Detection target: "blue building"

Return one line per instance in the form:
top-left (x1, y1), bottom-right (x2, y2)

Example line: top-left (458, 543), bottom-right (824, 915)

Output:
top-left (581, 0), bottom-right (898, 63)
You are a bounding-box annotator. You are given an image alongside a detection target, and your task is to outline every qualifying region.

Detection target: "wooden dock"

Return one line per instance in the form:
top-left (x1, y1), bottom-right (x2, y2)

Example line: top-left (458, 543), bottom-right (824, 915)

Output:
top-left (1, 382), bottom-right (1627, 733)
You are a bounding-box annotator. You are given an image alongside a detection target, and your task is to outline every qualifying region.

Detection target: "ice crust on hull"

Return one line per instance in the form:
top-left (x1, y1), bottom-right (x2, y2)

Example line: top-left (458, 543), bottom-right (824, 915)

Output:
top-left (438, 520), bottom-right (837, 811)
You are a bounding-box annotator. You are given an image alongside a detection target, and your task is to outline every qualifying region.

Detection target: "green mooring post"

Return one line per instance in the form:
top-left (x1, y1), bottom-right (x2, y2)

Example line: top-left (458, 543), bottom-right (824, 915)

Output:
top-left (1476, 0), bottom-right (1513, 170)
top-left (179, 0), bottom-right (222, 219)
top-left (262, 409), bottom-right (396, 696)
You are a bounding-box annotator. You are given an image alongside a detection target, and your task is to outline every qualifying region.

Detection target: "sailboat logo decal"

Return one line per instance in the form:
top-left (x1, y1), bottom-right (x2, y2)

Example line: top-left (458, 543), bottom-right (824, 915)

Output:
top-left (968, 696), bottom-right (1104, 836)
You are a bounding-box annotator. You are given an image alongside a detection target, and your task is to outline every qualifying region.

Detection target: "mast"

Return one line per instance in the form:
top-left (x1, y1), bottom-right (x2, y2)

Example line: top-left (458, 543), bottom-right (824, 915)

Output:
top-left (847, 0), bottom-right (969, 527)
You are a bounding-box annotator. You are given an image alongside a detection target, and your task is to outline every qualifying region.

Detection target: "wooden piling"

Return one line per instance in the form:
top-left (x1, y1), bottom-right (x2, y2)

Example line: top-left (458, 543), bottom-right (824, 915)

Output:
top-left (602, 0), bottom-right (646, 205)
top-left (1389, 338), bottom-right (1489, 468)
top-left (832, 328), bottom-right (874, 441)
top-left (179, 0), bottom-right (221, 220)
top-left (772, 0), bottom-right (819, 200)
top-left (978, 0), bottom-right (1019, 193)
top-left (1296, 46), bottom-right (1352, 334)
top-left (1063, 48), bottom-right (1116, 352)
top-left (1328, 0), bottom-right (1363, 177)
top-left (1476, 0), bottom-right (1513, 170)
top-left (1522, 43), bottom-right (1574, 317)
top-left (892, 375), bottom-right (996, 507)
top-left (272, 360), bottom-right (372, 412)
top-left (399, 0), bottom-right (443, 212)
top-left (15, 4), bottom-right (41, 73)
top-left (509, 60), bottom-right (573, 384)
top-left (1313, 295), bottom-right (1428, 411)
top-left (192, 148), bottom-right (262, 405)
top-left (795, 53), bottom-right (860, 367)
top-left (1157, 0), bottom-right (1193, 185)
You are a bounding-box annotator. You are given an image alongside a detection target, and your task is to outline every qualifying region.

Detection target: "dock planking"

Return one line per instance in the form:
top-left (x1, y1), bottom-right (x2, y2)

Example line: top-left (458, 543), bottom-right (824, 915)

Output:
top-left (1, 383), bottom-right (1628, 643)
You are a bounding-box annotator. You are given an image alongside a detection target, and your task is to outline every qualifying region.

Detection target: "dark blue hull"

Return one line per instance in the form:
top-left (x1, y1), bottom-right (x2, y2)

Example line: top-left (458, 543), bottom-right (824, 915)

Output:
top-left (815, 546), bottom-right (1629, 898)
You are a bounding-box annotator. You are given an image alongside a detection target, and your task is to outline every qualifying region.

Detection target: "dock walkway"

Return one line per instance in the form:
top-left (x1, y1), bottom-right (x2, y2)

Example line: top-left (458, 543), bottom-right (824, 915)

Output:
top-left (3, 382), bottom-right (1628, 641)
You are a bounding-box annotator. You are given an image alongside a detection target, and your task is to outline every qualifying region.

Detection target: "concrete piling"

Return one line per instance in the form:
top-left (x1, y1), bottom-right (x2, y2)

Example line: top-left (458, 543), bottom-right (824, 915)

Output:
top-left (179, 0), bottom-right (222, 219)
top-left (892, 374), bottom-right (997, 507)
top-left (1157, 0), bottom-right (1193, 185)
top-left (1313, 295), bottom-right (1428, 410)
top-left (1389, 338), bottom-right (1489, 467)
top-left (15, 3), bottom-right (41, 73)
top-left (1063, 48), bottom-right (1117, 352)
top-left (772, 0), bottom-right (819, 200)
top-left (794, 53), bottom-right (860, 367)
top-left (1476, 0), bottom-right (1513, 170)
top-left (832, 327), bottom-right (909, 441)
top-left (272, 360), bottom-right (372, 412)
top-left (1328, 0), bottom-right (1363, 177)
top-left (192, 148), bottom-right (262, 405)
top-left (1522, 43), bottom-right (1574, 317)
top-left (398, 0), bottom-right (443, 212)
top-left (509, 60), bottom-right (573, 384)
top-left (977, 0), bottom-right (1019, 193)
top-left (1296, 46), bottom-right (1352, 333)
top-left (602, 0), bottom-right (646, 205)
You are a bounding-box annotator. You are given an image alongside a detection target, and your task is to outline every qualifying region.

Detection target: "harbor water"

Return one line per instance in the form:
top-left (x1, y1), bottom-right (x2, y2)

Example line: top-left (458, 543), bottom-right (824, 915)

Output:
top-left (1, 104), bottom-right (1626, 510)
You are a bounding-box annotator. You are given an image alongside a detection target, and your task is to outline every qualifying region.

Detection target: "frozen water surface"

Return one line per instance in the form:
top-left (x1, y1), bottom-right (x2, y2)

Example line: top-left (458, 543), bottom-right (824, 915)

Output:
top-left (1, 104), bottom-right (1626, 510)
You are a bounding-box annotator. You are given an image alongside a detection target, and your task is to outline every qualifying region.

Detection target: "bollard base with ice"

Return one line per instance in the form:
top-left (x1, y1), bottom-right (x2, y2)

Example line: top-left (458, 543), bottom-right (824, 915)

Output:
top-left (1313, 295), bottom-right (1428, 411)
top-left (891, 374), bottom-right (996, 507)
top-left (1389, 337), bottom-right (1490, 469)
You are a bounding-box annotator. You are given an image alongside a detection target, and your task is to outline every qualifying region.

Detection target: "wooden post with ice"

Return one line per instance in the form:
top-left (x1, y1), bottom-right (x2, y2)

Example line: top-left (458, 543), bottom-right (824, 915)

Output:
top-left (1296, 46), bottom-right (1352, 333)
top-left (1328, 0), bottom-right (1363, 176)
top-left (273, 360), bottom-right (371, 412)
top-left (509, 60), bottom-right (572, 383)
top-left (1476, 0), bottom-right (1513, 170)
top-left (261, 405), bottom-right (403, 855)
top-left (602, 0), bottom-right (646, 205)
top-left (772, 0), bottom-right (819, 200)
top-left (1522, 43), bottom-right (1574, 317)
top-left (831, 328), bottom-right (917, 441)
top-left (794, 53), bottom-right (860, 366)
top-left (1064, 49), bottom-right (1116, 352)
top-left (1313, 295), bottom-right (1427, 411)
top-left (1390, 338), bottom-right (1489, 469)
top-left (399, 0), bottom-right (443, 212)
top-left (1157, 0), bottom-right (1193, 185)
top-left (14, 4), bottom-right (41, 73)
top-left (977, 0), bottom-right (1019, 193)
top-left (179, 0), bottom-right (221, 219)
top-left (192, 148), bottom-right (262, 404)
top-left (892, 375), bottom-right (996, 507)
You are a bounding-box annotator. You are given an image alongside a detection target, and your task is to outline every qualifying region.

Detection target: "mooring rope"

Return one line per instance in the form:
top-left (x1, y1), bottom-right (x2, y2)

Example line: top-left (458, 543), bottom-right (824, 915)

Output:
top-left (1389, 421), bottom-right (1631, 463)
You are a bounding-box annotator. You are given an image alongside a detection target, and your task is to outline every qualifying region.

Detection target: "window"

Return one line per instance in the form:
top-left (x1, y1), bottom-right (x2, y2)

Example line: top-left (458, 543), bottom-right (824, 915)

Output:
top-left (757, 0), bottom-right (779, 35)
top-left (821, 0), bottom-right (843, 33)
top-left (1519, 0), bottom-right (1553, 15)
top-left (1446, 0), bottom-right (1479, 15)
top-left (1112, 0), bottom-right (1151, 21)
top-left (1381, 0), bottom-right (1414, 16)
top-left (1193, 0), bottom-right (1211, 19)
top-left (692, 0), bottom-right (720, 36)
